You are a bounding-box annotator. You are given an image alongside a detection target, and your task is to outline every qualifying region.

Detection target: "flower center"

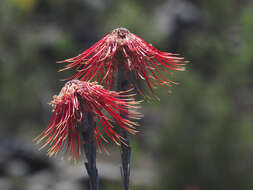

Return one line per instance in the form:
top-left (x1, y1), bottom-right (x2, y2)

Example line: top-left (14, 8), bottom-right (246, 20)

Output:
top-left (115, 27), bottom-right (129, 39)
top-left (108, 28), bottom-right (131, 47)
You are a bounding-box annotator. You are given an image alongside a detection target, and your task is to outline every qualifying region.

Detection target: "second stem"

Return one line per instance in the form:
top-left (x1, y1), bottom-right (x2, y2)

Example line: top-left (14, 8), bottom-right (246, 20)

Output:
top-left (116, 57), bottom-right (131, 190)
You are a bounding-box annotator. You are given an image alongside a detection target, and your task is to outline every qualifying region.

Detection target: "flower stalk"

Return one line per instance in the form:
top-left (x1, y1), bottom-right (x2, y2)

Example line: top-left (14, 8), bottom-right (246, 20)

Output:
top-left (115, 50), bottom-right (131, 190)
top-left (81, 111), bottom-right (99, 190)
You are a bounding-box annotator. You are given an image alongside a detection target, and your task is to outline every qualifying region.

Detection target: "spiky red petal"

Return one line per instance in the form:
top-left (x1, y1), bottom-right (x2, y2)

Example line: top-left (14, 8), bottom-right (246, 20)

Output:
top-left (35, 80), bottom-right (141, 160)
top-left (59, 28), bottom-right (186, 97)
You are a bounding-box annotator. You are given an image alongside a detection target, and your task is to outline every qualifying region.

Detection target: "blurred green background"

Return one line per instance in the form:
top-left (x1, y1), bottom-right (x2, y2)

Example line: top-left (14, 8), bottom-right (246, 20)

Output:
top-left (1, 0), bottom-right (253, 190)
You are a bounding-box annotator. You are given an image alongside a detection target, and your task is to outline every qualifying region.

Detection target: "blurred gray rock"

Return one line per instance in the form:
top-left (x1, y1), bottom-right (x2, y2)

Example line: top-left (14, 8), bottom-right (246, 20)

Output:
top-left (0, 178), bottom-right (12, 190)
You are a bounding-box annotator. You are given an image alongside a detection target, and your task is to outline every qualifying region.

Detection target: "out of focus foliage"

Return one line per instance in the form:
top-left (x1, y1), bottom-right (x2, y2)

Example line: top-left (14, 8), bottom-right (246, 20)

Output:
top-left (151, 1), bottom-right (253, 190)
top-left (1, 0), bottom-right (253, 190)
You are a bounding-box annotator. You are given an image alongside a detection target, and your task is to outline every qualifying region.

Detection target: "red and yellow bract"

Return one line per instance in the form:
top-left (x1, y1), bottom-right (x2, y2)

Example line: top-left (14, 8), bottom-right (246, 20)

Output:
top-left (59, 28), bottom-right (186, 98)
top-left (35, 80), bottom-right (141, 160)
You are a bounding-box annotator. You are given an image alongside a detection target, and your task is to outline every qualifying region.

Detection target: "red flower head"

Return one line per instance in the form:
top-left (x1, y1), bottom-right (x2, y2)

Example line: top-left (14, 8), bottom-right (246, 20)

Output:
top-left (59, 27), bottom-right (186, 98)
top-left (35, 80), bottom-right (141, 160)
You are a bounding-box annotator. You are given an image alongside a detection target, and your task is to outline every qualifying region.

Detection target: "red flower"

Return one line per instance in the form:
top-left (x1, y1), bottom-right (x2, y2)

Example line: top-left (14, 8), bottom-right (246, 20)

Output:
top-left (35, 80), bottom-right (141, 160)
top-left (59, 27), bottom-right (186, 98)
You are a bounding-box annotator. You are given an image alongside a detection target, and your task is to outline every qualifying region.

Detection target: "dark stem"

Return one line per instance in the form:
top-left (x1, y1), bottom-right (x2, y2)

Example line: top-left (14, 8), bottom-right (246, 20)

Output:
top-left (82, 112), bottom-right (99, 190)
top-left (116, 53), bottom-right (131, 190)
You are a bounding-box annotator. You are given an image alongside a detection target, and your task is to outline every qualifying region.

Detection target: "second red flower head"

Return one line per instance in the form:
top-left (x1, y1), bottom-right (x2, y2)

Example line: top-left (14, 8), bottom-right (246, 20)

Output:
top-left (59, 28), bottom-right (186, 98)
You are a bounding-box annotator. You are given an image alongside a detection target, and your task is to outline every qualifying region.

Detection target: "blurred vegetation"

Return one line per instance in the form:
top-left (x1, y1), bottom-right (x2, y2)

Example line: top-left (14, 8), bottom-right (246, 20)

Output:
top-left (1, 0), bottom-right (253, 190)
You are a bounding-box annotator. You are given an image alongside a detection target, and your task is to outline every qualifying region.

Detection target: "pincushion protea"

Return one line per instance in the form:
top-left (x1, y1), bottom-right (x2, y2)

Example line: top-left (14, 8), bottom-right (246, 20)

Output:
top-left (35, 80), bottom-right (141, 160)
top-left (59, 27), bottom-right (186, 98)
